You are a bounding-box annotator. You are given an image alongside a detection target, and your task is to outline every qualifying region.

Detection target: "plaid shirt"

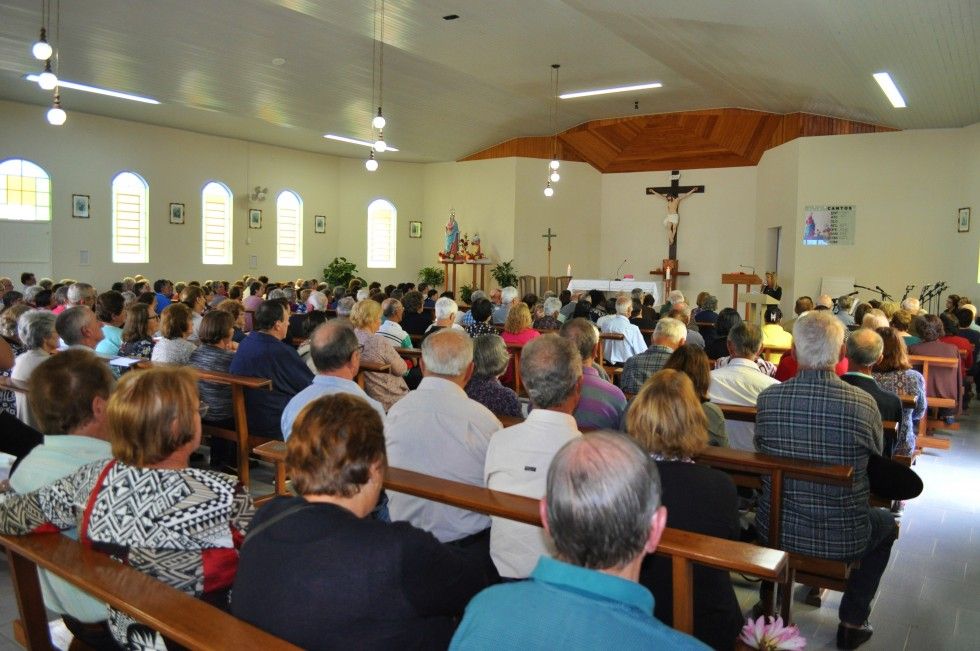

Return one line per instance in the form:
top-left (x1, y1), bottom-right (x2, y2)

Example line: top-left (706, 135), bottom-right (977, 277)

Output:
top-left (621, 345), bottom-right (674, 394)
top-left (754, 369), bottom-right (882, 560)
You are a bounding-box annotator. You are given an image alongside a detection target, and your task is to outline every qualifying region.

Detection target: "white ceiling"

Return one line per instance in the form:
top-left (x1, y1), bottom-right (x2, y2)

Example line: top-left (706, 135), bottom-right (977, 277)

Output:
top-left (0, 0), bottom-right (977, 163)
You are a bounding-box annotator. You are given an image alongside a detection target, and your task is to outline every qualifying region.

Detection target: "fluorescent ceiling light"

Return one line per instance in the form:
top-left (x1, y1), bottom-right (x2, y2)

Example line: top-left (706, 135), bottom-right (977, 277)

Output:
top-left (26, 75), bottom-right (160, 104)
top-left (559, 82), bottom-right (662, 100)
top-left (872, 72), bottom-right (906, 108)
top-left (324, 134), bottom-right (399, 152)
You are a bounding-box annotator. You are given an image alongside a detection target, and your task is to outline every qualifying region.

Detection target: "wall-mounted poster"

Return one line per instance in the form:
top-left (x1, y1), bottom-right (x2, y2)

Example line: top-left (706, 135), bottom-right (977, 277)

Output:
top-left (802, 205), bottom-right (855, 246)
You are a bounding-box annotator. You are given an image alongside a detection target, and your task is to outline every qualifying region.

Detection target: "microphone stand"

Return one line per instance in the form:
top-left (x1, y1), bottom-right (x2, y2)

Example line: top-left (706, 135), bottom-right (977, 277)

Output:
top-left (854, 283), bottom-right (887, 302)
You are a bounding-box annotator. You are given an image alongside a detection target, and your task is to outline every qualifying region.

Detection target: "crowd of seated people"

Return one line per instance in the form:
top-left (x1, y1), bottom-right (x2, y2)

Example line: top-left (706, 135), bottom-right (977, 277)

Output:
top-left (0, 269), bottom-right (962, 649)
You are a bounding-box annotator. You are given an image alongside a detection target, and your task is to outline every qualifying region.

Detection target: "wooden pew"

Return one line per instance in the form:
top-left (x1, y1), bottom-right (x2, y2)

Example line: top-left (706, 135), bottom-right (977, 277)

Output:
top-left (898, 393), bottom-right (951, 451)
top-left (908, 354), bottom-right (960, 439)
top-left (246, 447), bottom-right (789, 634)
top-left (2, 533), bottom-right (300, 650)
top-left (760, 345), bottom-right (791, 363)
top-left (354, 360), bottom-right (391, 390)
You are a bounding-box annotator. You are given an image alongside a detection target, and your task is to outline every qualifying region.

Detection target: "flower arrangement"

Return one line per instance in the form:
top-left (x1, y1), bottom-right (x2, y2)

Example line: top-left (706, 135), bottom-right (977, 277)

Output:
top-left (738, 616), bottom-right (806, 650)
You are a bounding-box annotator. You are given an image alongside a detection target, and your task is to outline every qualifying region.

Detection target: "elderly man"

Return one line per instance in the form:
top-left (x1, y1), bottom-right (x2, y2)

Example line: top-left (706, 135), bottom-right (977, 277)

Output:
top-left (669, 302), bottom-right (705, 348)
top-left (55, 306), bottom-right (104, 350)
top-left (659, 289), bottom-right (685, 316)
top-left (484, 335), bottom-right (582, 578)
top-left (452, 432), bottom-right (707, 650)
top-left (560, 318), bottom-right (627, 430)
top-left (621, 317), bottom-right (687, 395)
top-left (755, 311), bottom-right (895, 649)
top-left (600, 295), bottom-right (648, 364)
top-left (378, 298), bottom-right (412, 348)
top-left (229, 300), bottom-right (314, 440)
top-left (836, 295), bottom-right (856, 326)
top-left (492, 286), bottom-right (518, 324)
top-left (558, 290), bottom-right (583, 322)
top-left (425, 296), bottom-right (464, 336)
top-left (841, 328), bottom-right (904, 458)
top-left (458, 290), bottom-right (487, 327)
top-left (783, 295), bottom-right (814, 332)
top-left (11, 349), bottom-right (115, 648)
top-left (281, 321), bottom-right (385, 439)
top-left (386, 329), bottom-right (502, 552)
top-left (707, 322), bottom-right (779, 450)
top-left (51, 282), bottom-right (97, 316)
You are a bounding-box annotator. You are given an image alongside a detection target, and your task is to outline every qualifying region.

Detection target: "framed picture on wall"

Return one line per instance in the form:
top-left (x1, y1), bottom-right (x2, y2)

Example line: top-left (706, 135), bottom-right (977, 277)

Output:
top-left (409, 221), bottom-right (422, 238)
top-left (958, 207), bottom-right (971, 233)
top-left (169, 203), bottom-right (185, 224)
top-left (249, 209), bottom-right (262, 229)
top-left (72, 194), bottom-right (90, 219)
top-left (315, 215), bottom-right (326, 234)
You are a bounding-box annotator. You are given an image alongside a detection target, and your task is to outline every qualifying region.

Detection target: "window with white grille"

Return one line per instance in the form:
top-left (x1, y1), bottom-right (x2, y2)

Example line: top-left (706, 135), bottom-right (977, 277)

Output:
top-left (201, 181), bottom-right (233, 265)
top-left (367, 199), bottom-right (396, 268)
top-left (276, 190), bottom-right (303, 267)
top-left (0, 159), bottom-right (51, 221)
top-left (111, 171), bottom-right (148, 263)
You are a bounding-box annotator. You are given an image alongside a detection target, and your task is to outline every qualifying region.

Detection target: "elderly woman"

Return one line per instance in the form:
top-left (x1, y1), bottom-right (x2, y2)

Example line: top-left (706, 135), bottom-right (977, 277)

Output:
top-left (243, 281), bottom-right (265, 331)
top-left (400, 290), bottom-right (431, 336)
top-left (306, 289), bottom-right (329, 313)
top-left (663, 345), bottom-right (728, 447)
top-left (909, 313), bottom-right (963, 416)
top-left (189, 310), bottom-right (239, 471)
top-left (873, 327), bottom-right (926, 456)
top-left (118, 302), bottom-right (157, 360)
top-left (0, 366), bottom-right (254, 649)
top-left (231, 393), bottom-right (486, 649)
top-left (1, 303), bottom-right (30, 417)
top-left (500, 302), bottom-right (540, 386)
top-left (151, 303), bottom-right (197, 365)
top-left (465, 334), bottom-right (522, 418)
top-left (465, 297), bottom-right (497, 338)
top-left (94, 290), bottom-right (127, 356)
top-left (890, 310), bottom-right (921, 346)
top-left (626, 369), bottom-right (742, 650)
top-left (351, 299), bottom-right (409, 411)
top-left (532, 296), bottom-right (562, 331)
top-left (11, 310), bottom-right (59, 428)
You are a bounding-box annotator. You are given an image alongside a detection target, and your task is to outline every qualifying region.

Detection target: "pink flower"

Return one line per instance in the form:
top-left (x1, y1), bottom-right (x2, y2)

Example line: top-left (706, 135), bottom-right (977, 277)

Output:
top-left (739, 616), bottom-right (806, 650)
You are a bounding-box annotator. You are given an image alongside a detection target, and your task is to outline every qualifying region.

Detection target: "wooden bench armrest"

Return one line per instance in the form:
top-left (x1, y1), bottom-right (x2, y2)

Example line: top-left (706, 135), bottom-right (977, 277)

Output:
top-left (2, 533), bottom-right (300, 650)
top-left (695, 447), bottom-right (853, 485)
top-left (0, 377), bottom-right (29, 394)
top-left (714, 403), bottom-right (757, 422)
top-left (396, 347), bottom-right (422, 359)
top-left (192, 368), bottom-right (273, 389)
top-left (357, 361), bottom-right (392, 373)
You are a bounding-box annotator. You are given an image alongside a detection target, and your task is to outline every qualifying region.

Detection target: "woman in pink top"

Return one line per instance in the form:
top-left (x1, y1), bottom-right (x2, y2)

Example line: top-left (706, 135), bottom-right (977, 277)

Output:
top-left (499, 302), bottom-right (540, 387)
top-left (242, 281), bottom-right (265, 331)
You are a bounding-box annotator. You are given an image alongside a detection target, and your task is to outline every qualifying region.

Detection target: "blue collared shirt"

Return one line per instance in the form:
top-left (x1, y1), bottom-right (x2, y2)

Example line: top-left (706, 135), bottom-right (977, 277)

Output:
top-left (450, 556), bottom-right (708, 650)
top-left (281, 375), bottom-right (385, 439)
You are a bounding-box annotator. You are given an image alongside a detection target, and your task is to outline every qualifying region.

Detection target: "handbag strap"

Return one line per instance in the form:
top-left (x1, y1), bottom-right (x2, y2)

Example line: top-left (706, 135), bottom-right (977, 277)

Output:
top-left (242, 500), bottom-right (315, 547)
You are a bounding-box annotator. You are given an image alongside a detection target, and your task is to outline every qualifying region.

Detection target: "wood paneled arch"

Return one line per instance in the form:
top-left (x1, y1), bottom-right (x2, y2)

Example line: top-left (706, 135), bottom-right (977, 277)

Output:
top-left (459, 108), bottom-right (896, 172)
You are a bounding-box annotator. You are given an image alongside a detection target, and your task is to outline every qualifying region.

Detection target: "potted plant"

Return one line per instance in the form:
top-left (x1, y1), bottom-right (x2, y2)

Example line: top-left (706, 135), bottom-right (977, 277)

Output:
top-left (418, 266), bottom-right (446, 288)
top-left (490, 260), bottom-right (519, 289)
top-left (323, 257), bottom-right (359, 288)
top-left (459, 284), bottom-right (475, 305)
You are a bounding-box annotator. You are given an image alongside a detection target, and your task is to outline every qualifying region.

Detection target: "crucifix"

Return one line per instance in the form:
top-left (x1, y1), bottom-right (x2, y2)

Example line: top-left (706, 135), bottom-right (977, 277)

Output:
top-left (647, 170), bottom-right (704, 293)
top-left (542, 227), bottom-right (557, 287)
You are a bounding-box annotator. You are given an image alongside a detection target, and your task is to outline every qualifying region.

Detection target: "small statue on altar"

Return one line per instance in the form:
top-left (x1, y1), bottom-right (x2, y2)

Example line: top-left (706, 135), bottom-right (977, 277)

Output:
top-left (439, 209), bottom-right (461, 261)
top-left (470, 233), bottom-right (484, 259)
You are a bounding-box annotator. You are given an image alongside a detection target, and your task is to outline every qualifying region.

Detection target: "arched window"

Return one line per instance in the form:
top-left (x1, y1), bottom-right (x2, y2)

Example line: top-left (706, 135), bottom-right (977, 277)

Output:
top-left (202, 181), bottom-right (233, 265)
top-left (367, 199), bottom-right (396, 268)
top-left (111, 171), bottom-right (149, 263)
top-left (277, 190), bottom-right (303, 266)
top-left (0, 158), bottom-right (51, 221)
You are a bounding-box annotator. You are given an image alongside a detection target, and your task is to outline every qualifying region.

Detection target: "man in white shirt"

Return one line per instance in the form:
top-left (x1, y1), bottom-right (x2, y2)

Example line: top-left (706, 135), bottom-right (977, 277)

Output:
top-left (492, 286), bottom-right (518, 324)
top-left (386, 329), bottom-right (502, 547)
top-left (707, 322), bottom-right (779, 450)
top-left (484, 334), bottom-right (583, 578)
top-left (600, 295), bottom-right (648, 364)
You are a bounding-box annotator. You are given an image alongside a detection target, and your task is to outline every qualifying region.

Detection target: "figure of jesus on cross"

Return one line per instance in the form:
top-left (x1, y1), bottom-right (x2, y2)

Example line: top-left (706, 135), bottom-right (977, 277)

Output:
top-left (646, 170), bottom-right (705, 259)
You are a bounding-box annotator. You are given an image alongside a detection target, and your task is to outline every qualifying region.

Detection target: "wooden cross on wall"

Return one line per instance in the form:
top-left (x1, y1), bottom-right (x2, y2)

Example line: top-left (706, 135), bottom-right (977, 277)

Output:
top-left (646, 170), bottom-right (705, 260)
top-left (542, 227), bottom-right (557, 279)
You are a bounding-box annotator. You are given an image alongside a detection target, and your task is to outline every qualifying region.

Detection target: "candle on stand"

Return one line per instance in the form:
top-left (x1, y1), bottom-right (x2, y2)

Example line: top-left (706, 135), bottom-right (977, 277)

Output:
top-left (566, 264), bottom-right (571, 276)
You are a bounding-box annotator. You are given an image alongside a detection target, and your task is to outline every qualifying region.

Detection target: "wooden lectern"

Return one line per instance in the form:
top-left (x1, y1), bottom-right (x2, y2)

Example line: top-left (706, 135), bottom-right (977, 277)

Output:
top-left (722, 273), bottom-right (762, 318)
top-left (742, 292), bottom-right (781, 325)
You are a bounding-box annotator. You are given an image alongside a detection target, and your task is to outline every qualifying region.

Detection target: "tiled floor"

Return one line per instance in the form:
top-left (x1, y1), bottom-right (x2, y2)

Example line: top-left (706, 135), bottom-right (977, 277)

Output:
top-left (0, 417), bottom-right (976, 650)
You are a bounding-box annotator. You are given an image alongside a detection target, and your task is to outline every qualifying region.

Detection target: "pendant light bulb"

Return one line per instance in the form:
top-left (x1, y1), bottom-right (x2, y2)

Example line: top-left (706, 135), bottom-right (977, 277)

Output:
top-left (373, 137), bottom-right (387, 153)
top-left (544, 182), bottom-right (554, 198)
top-left (372, 107), bottom-right (386, 130)
top-left (32, 29), bottom-right (52, 61)
top-left (549, 159), bottom-right (560, 170)
top-left (47, 105), bottom-right (66, 126)
top-left (365, 151), bottom-right (379, 172)
top-left (38, 61), bottom-right (57, 90)
top-left (550, 171), bottom-right (560, 183)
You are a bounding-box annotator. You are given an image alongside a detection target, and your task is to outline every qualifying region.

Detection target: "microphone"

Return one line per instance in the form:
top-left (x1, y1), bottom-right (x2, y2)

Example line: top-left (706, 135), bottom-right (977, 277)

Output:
top-left (876, 285), bottom-right (893, 301)
top-left (614, 258), bottom-right (627, 281)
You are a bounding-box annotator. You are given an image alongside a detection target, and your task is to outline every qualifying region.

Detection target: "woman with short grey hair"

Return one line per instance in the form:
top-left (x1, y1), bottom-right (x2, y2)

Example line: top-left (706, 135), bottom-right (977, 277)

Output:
top-left (532, 296), bottom-right (563, 330)
top-left (464, 334), bottom-right (522, 418)
top-left (11, 310), bottom-right (60, 427)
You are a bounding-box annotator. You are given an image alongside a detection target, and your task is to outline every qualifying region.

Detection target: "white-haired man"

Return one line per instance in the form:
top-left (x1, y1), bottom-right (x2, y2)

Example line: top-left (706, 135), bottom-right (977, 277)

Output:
top-left (425, 296), bottom-right (464, 336)
top-left (899, 297), bottom-right (920, 315)
top-left (621, 317), bottom-right (687, 395)
top-left (755, 311), bottom-right (895, 649)
top-left (386, 330), bottom-right (502, 558)
top-left (484, 335), bottom-right (582, 579)
top-left (600, 295), bottom-right (648, 364)
top-left (492, 286), bottom-right (518, 324)
top-left (451, 432), bottom-right (707, 650)
top-left (659, 289), bottom-right (685, 317)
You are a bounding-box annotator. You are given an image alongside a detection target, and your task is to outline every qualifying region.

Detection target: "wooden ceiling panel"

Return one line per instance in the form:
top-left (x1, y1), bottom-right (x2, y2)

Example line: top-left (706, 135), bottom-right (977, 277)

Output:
top-left (462, 108), bottom-right (896, 172)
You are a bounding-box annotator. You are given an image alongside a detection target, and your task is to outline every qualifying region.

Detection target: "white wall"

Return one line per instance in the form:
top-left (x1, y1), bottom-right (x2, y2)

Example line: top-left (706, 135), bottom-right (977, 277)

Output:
top-left (755, 140), bottom-right (800, 308)
top-left (599, 166), bottom-right (758, 305)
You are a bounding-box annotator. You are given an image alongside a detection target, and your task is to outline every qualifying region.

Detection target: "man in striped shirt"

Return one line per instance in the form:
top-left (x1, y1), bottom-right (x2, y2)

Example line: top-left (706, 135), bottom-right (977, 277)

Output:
top-left (560, 318), bottom-right (627, 430)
